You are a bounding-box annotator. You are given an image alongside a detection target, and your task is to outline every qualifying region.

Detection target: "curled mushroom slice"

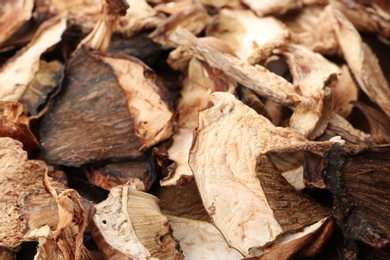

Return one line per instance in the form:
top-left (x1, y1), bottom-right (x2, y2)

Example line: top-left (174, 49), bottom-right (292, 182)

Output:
top-left (329, 7), bottom-right (390, 117)
top-left (89, 184), bottom-right (183, 259)
top-left (170, 27), bottom-right (300, 106)
top-left (0, 0), bottom-right (34, 48)
top-left (206, 9), bottom-right (289, 64)
top-left (167, 215), bottom-right (244, 259)
top-left (40, 46), bottom-right (174, 166)
top-left (189, 92), bottom-right (335, 257)
top-left (0, 17), bottom-right (66, 101)
top-left (277, 44), bottom-right (337, 139)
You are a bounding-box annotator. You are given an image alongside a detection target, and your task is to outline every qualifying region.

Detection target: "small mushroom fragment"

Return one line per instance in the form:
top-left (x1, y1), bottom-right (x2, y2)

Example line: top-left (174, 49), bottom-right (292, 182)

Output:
top-left (149, 4), bottom-right (210, 47)
top-left (0, 0), bottom-right (34, 48)
top-left (41, 46), bottom-right (174, 166)
top-left (200, 0), bottom-right (244, 10)
top-left (167, 215), bottom-right (244, 259)
top-left (89, 184), bottom-right (183, 259)
top-left (322, 144), bottom-right (390, 258)
top-left (189, 92), bottom-right (334, 257)
top-left (0, 17), bottom-right (66, 101)
top-left (329, 7), bottom-right (390, 117)
top-left (161, 54), bottom-right (236, 186)
top-left (276, 44), bottom-right (337, 139)
top-left (83, 158), bottom-right (157, 191)
top-left (0, 101), bottom-right (39, 153)
top-left (206, 9), bottom-right (289, 64)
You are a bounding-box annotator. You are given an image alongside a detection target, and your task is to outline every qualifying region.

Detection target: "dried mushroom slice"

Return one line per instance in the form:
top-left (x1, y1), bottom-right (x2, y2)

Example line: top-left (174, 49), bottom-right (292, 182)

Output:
top-left (277, 44), bottom-right (337, 139)
top-left (89, 184), bottom-right (183, 259)
top-left (0, 101), bottom-right (39, 153)
top-left (41, 46), bottom-right (174, 166)
top-left (83, 159), bottom-right (156, 191)
top-left (149, 5), bottom-right (209, 47)
top-left (189, 92), bottom-right (334, 257)
top-left (119, 0), bottom-right (165, 37)
top-left (161, 57), bottom-right (236, 186)
top-left (170, 28), bottom-right (301, 106)
top-left (34, 0), bottom-right (101, 33)
top-left (206, 9), bottom-right (289, 64)
top-left (0, 17), bottom-right (66, 101)
top-left (0, 0), bottom-right (34, 47)
top-left (322, 144), bottom-right (390, 257)
top-left (329, 7), bottom-right (390, 117)
top-left (167, 215), bottom-right (244, 259)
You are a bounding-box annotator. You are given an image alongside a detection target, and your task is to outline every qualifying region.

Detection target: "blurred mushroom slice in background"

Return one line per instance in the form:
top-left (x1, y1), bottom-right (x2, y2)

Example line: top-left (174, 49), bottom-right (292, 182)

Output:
top-left (40, 46), bottom-right (174, 166)
top-left (189, 92), bottom-right (335, 257)
top-left (322, 144), bottom-right (390, 258)
top-left (0, 17), bottom-right (66, 101)
top-left (0, 0), bottom-right (34, 48)
top-left (206, 9), bottom-right (289, 64)
top-left (89, 184), bottom-right (183, 259)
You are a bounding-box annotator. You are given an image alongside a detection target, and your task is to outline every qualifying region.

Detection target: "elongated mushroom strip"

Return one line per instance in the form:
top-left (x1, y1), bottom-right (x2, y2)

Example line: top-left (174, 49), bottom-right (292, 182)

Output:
top-left (206, 9), bottom-right (289, 64)
top-left (0, 17), bottom-right (66, 101)
top-left (89, 184), bottom-right (183, 259)
top-left (329, 7), bottom-right (390, 117)
top-left (277, 44), bottom-right (337, 138)
top-left (170, 28), bottom-right (301, 106)
top-left (0, 0), bottom-right (34, 47)
top-left (189, 92), bottom-right (335, 257)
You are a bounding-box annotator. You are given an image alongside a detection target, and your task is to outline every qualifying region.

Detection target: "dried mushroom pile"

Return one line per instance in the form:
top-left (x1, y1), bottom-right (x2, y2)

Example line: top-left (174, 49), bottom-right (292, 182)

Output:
top-left (0, 0), bottom-right (389, 259)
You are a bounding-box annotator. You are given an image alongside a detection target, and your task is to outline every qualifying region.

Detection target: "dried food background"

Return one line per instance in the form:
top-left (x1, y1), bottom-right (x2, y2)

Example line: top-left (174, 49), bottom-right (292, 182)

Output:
top-left (0, 0), bottom-right (389, 259)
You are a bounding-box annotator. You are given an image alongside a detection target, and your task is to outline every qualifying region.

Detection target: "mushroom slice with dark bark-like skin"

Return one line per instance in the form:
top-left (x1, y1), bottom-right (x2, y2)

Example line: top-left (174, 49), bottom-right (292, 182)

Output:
top-left (189, 92), bottom-right (336, 257)
top-left (89, 184), bottom-right (183, 259)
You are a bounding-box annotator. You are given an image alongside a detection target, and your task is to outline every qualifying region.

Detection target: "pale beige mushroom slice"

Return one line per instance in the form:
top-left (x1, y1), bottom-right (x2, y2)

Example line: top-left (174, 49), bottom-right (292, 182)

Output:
top-left (170, 28), bottom-right (300, 107)
top-left (0, 17), bottom-right (66, 101)
top-left (167, 215), bottom-right (244, 259)
top-left (329, 7), bottom-right (390, 117)
top-left (161, 56), bottom-right (236, 186)
top-left (206, 9), bottom-right (289, 64)
top-left (189, 92), bottom-right (335, 257)
top-left (276, 44), bottom-right (338, 139)
top-left (89, 184), bottom-right (183, 259)
top-left (201, 0), bottom-right (244, 9)
top-left (0, 0), bottom-right (34, 48)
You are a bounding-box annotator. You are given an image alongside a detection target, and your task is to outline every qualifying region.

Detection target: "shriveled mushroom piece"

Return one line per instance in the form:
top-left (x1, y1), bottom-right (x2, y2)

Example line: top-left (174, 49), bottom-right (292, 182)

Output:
top-left (89, 184), bottom-right (183, 259)
top-left (189, 92), bottom-right (335, 257)
top-left (329, 7), bottom-right (390, 117)
top-left (149, 4), bottom-right (210, 47)
top-left (167, 215), bottom-right (244, 259)
top-left (161, 53), bottom-right (236, 186)
top-left (0, 101), bottom-right (39, 153)
top-left (0, 0), bottom-right (34, 48)
top-left (41, 46), bottom-right (174, 166)
top-left (276, 44), bottom-right (337, 139)
top-left (0, 137), bottom-right (93, 259)
top-left (322, 144), bottom-right (390, 258)
top-left (206, 9), bottom-right (289, 64)
top-left (0, 17), bottom-right (66, 101)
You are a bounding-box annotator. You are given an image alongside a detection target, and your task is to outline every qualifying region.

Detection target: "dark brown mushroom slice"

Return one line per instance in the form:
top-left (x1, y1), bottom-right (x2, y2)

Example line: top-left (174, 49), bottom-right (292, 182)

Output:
top-left (83, 157), bottom-right (157, 191)
top-left (322, 143), bottom-right (390, 258)
top-left (40, 46), bottom-right (174, 166)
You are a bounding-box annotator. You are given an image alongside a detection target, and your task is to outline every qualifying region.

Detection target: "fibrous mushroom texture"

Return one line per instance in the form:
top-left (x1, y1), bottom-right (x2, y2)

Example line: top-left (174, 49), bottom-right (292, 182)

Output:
top-left (189, 92), bottom-right (334, 257)
top-left (206, 9), bottom-right (289, 64)
top-left (89, 184), bottom-right (183, 259)
top-left (40, 46), bottom-right (174, 166)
